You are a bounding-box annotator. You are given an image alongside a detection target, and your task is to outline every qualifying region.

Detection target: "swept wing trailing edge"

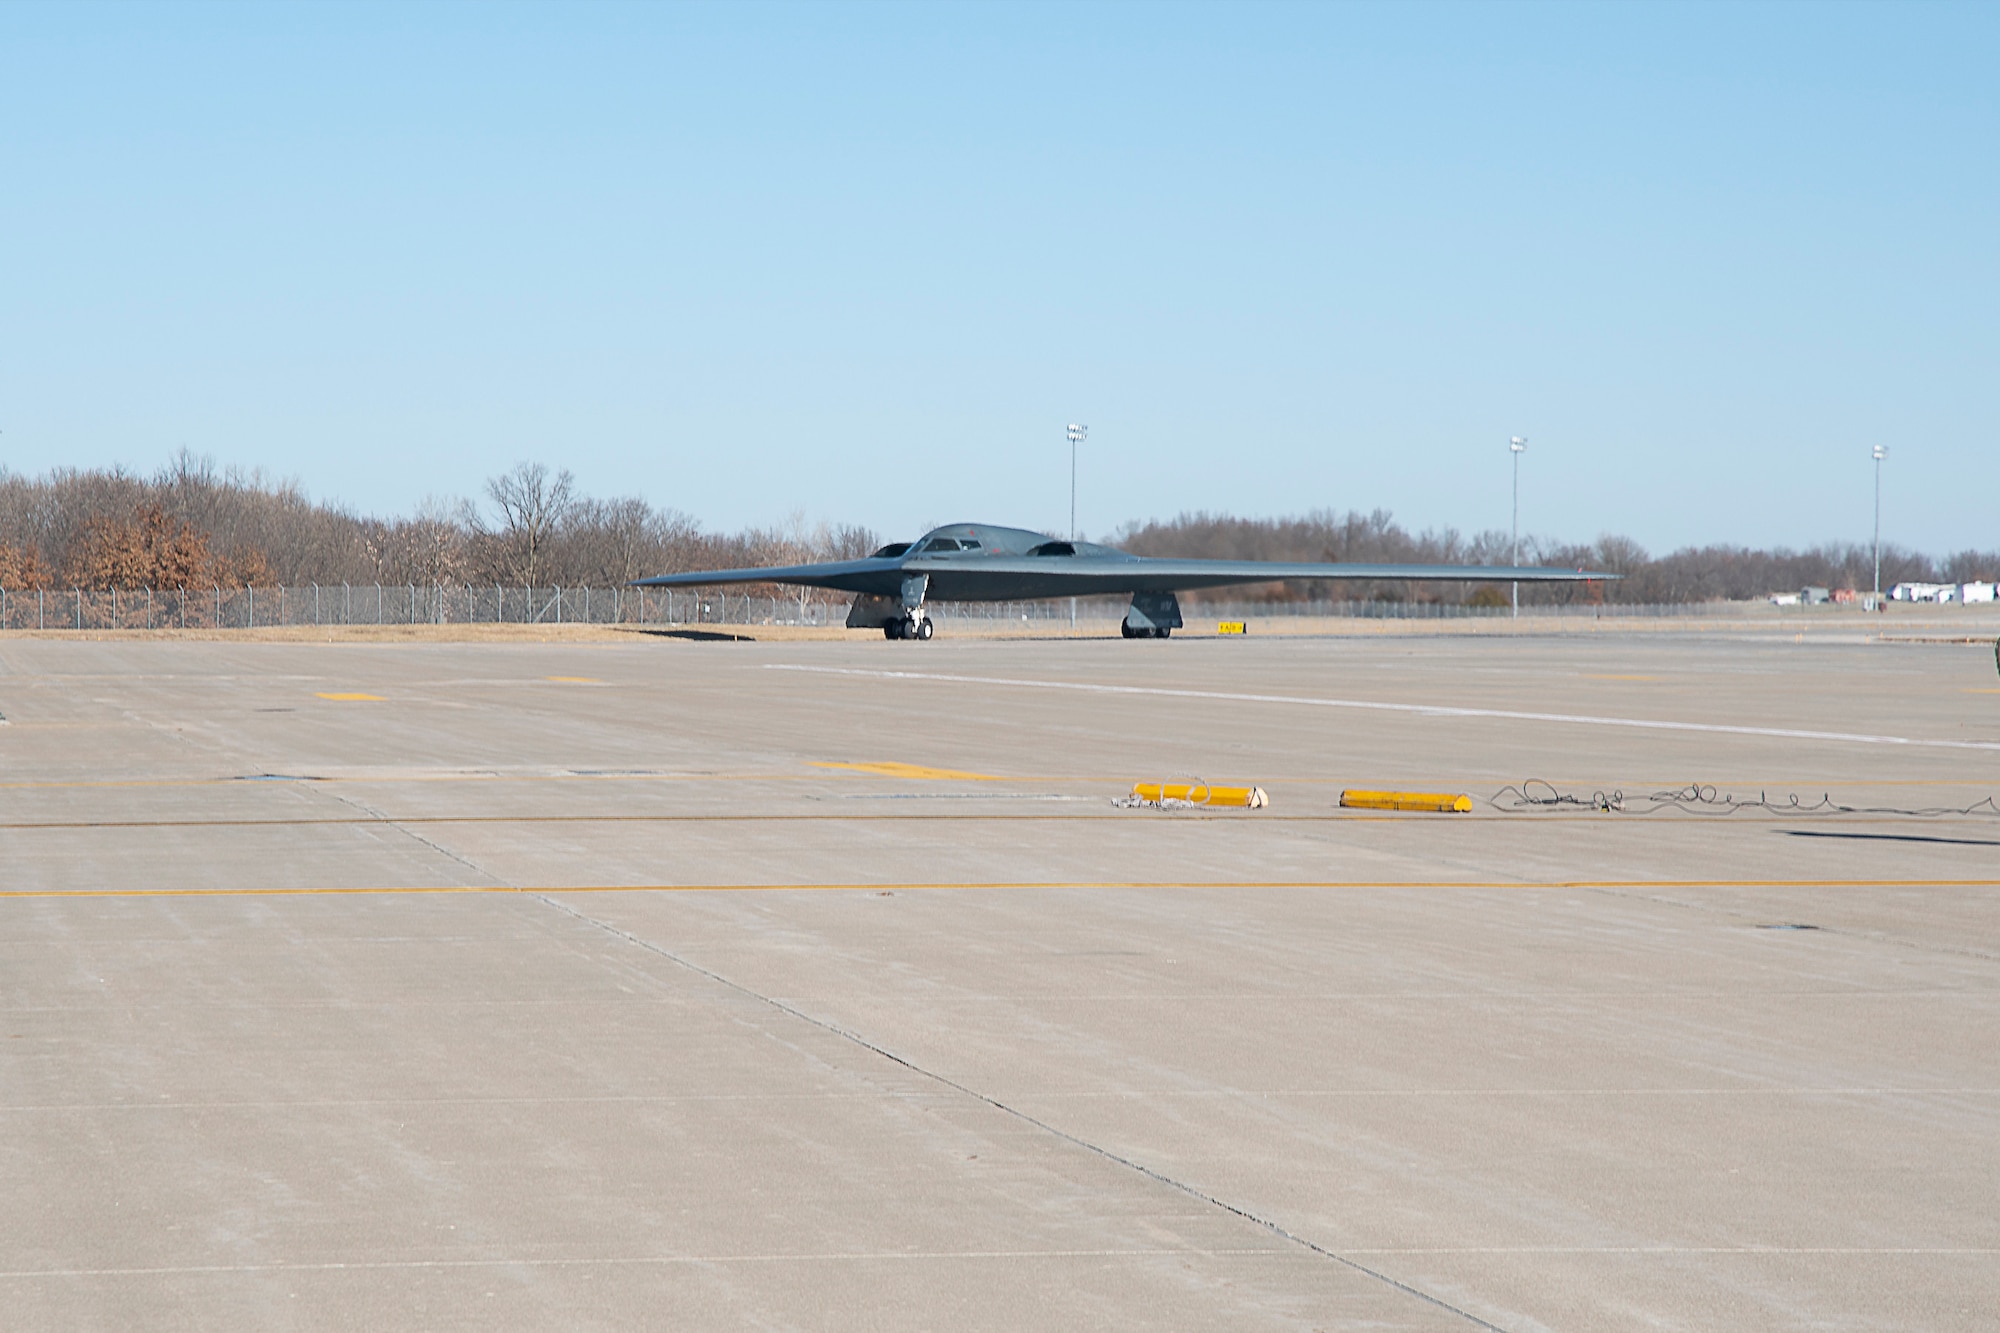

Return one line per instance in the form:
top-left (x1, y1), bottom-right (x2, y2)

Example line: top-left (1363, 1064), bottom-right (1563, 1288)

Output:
top-left (632, 522), bottom-right (1614, 639)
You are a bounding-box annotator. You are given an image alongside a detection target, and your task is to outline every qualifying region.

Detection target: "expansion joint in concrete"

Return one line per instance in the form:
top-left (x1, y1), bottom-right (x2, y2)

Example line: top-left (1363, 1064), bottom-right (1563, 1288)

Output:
top-left (528, 891), bottom-right (1511, 1332)
top-left (315, 787), bottom-right (507, 887)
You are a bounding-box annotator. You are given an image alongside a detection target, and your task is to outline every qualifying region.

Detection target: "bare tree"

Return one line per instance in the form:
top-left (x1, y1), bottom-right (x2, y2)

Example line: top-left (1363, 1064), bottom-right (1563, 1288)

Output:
top-left (551, 497), bottom-right (673, 587)
top-left (367, 497), bottom-right (473, 587)
top-left (482, 462), bottom-right (577, 587)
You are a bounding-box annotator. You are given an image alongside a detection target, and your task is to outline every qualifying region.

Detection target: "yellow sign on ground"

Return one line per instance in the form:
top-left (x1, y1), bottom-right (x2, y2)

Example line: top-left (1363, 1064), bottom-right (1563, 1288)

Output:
top-left (1217, 621), bottom-right (1248, 635)
top-left (1340, 789), bottom-right (1472, 813)
top-left (1131, 781), bottom-right (1268, 808)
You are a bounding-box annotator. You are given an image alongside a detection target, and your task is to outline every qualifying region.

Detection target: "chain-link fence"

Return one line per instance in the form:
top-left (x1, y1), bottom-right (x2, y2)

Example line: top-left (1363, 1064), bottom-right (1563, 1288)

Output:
top-left (0, 584), bottom-right (856, 630)
top-left (1166, 597), bottom-right (1740, 622)
top-left (0, 584), bottom-right (1913, 632)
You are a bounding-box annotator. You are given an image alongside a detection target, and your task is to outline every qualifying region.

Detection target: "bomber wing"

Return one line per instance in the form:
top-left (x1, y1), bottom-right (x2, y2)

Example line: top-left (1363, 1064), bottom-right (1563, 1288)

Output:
top-left (633, 552), bottom-right (1610, 599)
top-left (914, 554), bottom-right (1605, 596)
top-left (631, 556), bottom-right (905, 597)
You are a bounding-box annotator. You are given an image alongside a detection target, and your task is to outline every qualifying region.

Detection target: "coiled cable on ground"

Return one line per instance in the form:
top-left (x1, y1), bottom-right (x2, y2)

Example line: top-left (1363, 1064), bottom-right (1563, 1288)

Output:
top-left (1490, 778), bottom-right (2000, 818)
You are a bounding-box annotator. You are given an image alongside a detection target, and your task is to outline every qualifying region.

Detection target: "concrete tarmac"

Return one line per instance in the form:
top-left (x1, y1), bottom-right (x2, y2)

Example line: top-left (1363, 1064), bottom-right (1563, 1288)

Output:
top-left (3, 624), bottom-right (1998, 1330)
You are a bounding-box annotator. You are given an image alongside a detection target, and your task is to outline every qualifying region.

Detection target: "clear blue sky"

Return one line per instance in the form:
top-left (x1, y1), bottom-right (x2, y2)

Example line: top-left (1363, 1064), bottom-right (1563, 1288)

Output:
top-left (3, 1), bottom-right (1994, 554)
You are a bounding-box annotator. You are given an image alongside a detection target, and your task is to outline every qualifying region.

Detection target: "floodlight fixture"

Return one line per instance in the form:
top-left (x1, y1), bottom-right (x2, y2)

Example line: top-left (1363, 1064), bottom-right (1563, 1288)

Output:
top-left (1066, 424), bottom-right (1088, 540)
top-left (1066, 423), bottom-right (1089, 630)
top-left (1872, 445), bottom-right (1889, 597)
top-left (1509, 437), bottom-right (1528, 616)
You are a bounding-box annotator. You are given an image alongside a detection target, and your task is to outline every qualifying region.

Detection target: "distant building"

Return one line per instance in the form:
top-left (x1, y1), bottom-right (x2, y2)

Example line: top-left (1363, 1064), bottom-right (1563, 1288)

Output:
top-left (1769, 592), bottom-right (1800, 606)
top-left (1801, 586), bottom-right (1831, 604)
top-left (1891, 582), bottom-right (1956, 602)
top-left (1962, 582), bottom-right (1998, 604)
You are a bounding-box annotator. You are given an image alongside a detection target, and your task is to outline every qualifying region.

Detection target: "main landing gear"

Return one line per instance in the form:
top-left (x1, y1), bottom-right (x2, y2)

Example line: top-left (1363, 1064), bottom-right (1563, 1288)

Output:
top-left (884, 614), bottom-right (933, 641)
top-left (1121, 590), bottom-right (1182, 639)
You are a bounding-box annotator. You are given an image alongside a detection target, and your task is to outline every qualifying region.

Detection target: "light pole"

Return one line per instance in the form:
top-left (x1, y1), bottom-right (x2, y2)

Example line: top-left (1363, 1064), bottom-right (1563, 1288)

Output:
top-left (1509, 436), bottom-right (1527, 617)
top-left (1872, 444), bottom-right (1887, 600)
top-left (1067, 423), bottom-right (1087, 631)
top-left (1066, 424), bottom-right (1087, 540)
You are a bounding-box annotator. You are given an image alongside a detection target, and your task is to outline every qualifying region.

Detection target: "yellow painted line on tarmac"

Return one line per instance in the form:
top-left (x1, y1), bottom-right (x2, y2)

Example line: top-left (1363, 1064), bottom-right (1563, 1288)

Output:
top-left (546, 676), bottom-right (603, 684)
top-left (810, 761), bottom-right (1004, 781)
top-left (7, 877), bottom-right (2000, 899)
top-left (1583, 674), bottom-right (1660, 681)
top-left (0, 809), bottom-right (1021, 829)
top-left (315, 692), bottom-right (386, 702)
top-left (0, 813), bottom-right (1992, 830)
top-left (0, 768), bottom-right (1988, 799)
top-left (0, 772), bottom-right (806, 791)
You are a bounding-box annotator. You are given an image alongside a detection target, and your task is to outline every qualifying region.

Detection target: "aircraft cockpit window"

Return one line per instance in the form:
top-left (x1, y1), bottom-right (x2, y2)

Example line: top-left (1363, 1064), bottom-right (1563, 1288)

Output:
top-left (959, 539), bottom-right (982, 550)
top-left (921, 538), bottom-right (962, 552)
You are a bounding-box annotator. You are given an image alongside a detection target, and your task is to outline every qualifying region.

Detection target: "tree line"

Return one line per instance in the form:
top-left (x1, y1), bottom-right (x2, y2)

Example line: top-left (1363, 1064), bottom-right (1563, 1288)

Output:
top-left (0, 457), bottom-right (1990, 604)
top-left (1119, 511), bottom-right (1997, 605)
top-left (0, 455), bottom-right (875, 595)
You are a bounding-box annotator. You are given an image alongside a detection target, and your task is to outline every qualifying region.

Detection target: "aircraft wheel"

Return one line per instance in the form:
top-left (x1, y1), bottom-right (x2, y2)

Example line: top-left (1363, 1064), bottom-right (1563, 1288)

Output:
top-left (914, 618), bottom-right (933, 640)
top-left (1157, 626), bottom-right (1171, 638)
top-left (1121, 622), bottom-right (1137, 639)
top-left (883, 621), bottom-right (903, 640)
